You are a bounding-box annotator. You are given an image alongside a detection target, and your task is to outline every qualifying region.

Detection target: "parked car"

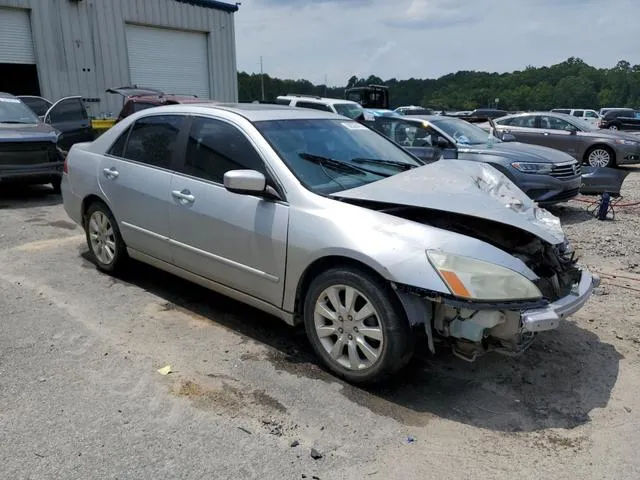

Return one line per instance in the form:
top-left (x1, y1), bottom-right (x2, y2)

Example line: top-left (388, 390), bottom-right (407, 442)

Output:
top-left (597, 108), bottom-right (640, 131)
top-left (15, 94), bottom-right (93, 151)
top-left (0, 92), bottom-right (65, 192)
top-left (275, 94), bottom-right (364, 119)
top-left (452, 108), bottom-right (508, 123)
top-left (363, 114), bottom-right (582, 204)
top-left (395, 106), bottom-right (434, 116)
top-left (107, 86), bottom-right (213, 122)
top-left (17, 95), bottom-right (53, 120)
top-left (551, 108), bottom-right (600, 125)
top-left (61, 103), bottom-right (598, 383)
top-left (488, 111), bottom-right (640, 168)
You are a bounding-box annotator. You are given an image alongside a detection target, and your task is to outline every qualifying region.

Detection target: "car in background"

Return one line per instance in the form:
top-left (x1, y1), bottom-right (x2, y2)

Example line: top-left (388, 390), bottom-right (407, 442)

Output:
top-left (61, 103), bottom-right (597, 383)
top-left (363, 114), bottom-right (582, 204)
top-left (598, 108), bottom-right (640, 131)
top-left (488, 111), bottom-right (640, 168)
top-left (395, 105), bottom-right (434, 116)
top-left (452, 108), bottom-right (508, 123)
top-left (551, 108), bottom-right (600, 125)
top-left (107, 86), bottom-right (213, 122)
top-left (0, 92), bottom-right (67, 192)
top-left (275, 94), bottom-right (364, 119)
top-left (17, 95), bottom-right (53, 120)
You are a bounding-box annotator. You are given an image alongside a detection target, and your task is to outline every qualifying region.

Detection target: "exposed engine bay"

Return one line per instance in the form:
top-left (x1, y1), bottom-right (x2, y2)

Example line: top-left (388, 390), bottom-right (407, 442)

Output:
top-left (346, 198), bottom-right (583, 361)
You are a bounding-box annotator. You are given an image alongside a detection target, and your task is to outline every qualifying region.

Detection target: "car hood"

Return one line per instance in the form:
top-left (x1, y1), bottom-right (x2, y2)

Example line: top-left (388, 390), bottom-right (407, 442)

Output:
top-left (331, 160), bottom-right (565, 245)
top-left (457, 141), bottom-right (575, 164)
top-left (0, 122), bottom-right (58, 143)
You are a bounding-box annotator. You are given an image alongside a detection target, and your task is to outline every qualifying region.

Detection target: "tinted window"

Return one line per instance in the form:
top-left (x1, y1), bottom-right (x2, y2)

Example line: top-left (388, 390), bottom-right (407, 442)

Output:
top-left (181, 116), bottom-right (265, 183)
top-left (572, 110), bottom-right (584, 117)
top-left (333, 103), bottom-right (364, 119)
top-left (123, 115), bottom-right (183, 169)
top-left (132, 102), bottom-right (159, 113)
top-left (19, 97), bottom-right (51, 117)
top-left (108, 127), bottom-right (130, 157)
top-left (585, 111), bottom-right (599, 118)
top-left (552, 109), bottom-right (571, 114)
top-left (295, 101), bottom-right (332, 112)
top-left (502, 115), bottom-right (536, 128)
top-left (275, 98), bottom-right (291, 105)
top-left (539, 116), bottom-right (574, 130)
top-left (0, 97), bottom-right (39, 123)
top-left (48, 98), bottom-right (88, 123)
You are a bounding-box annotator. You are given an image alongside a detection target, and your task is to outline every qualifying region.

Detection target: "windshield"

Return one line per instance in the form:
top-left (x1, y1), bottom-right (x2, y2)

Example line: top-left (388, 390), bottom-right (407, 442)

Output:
top-left (254, 119), bottom-right (424, 195)
top-left (430, 117), bottom-right (497, 145)
top-left (0, 97), bottom-right (39, 124)
top-left (333, 103), bottom-right (364, 119)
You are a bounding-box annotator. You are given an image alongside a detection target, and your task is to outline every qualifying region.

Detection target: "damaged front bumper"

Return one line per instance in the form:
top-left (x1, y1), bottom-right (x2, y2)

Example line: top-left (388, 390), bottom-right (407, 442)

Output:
top-left (521, 269), bottom-right (600, 333)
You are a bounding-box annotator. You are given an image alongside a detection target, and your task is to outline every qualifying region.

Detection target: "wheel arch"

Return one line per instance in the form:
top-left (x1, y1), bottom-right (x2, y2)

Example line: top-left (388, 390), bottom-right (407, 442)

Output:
top-left (81, 194), bottom-right (110, 227)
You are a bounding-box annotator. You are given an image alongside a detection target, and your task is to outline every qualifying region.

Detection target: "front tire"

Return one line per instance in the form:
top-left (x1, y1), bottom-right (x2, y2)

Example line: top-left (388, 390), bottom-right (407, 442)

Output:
top-left (303, 267), bottom-right (412, 384)
top-left (51, 176), bottom-right (62, 194)
top-left (585, 146), bottom-right (615, 168)
top-left (84, 202), bottom-right (127, 273)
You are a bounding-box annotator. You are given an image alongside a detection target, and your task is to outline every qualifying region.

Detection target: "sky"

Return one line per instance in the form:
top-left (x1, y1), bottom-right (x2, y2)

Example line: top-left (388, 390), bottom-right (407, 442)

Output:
top-left (234, 0), bottom-right (640, 86)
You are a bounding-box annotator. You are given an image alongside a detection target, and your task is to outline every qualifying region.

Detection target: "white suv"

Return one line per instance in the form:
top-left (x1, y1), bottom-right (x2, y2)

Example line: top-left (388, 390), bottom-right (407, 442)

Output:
top-left (550, 108), bottom-right (600, 125)
top-left (276, 94), bottom-right (363, 119)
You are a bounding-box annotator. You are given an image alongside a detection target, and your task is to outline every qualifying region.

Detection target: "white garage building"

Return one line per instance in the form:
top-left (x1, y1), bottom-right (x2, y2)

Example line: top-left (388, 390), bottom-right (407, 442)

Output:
top-left (0, 0), bottom-right (239, 117)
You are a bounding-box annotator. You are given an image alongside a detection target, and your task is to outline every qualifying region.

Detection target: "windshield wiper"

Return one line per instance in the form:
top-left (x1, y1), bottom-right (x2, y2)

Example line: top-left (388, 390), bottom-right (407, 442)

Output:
top-left (351, 157), bottom-right (418, 171)
top-left (298, 153), bottom-right (390, 177)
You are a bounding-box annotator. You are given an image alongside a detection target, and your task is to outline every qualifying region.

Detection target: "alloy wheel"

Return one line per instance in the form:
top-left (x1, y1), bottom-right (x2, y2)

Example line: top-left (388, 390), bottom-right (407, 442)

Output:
top-left (88, 211), bottom-right (116, 265)
top-left (588, 149), bottom-right (611, 168)
top-left (313, 285), bottom-right (384, 371)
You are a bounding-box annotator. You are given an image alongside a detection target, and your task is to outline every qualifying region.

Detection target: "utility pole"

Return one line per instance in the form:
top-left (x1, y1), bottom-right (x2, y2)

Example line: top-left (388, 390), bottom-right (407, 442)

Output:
top-left (260, 56), bottom-right (265, 101)
top-left (324, 74), bottom-right (328, 97)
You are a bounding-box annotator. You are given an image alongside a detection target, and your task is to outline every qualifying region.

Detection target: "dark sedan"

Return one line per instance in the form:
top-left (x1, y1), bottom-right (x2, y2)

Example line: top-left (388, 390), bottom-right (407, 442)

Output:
top-left (363, 114), bottom-right (582, 205)
top-left (598, 108), bottom-right (640, 131)
top-left (487, 112), bottom-right (640, 168)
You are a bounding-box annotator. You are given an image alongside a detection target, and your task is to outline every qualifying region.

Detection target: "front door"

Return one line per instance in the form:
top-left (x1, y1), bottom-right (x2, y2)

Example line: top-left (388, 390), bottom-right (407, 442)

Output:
top-left (44, 97), bottom-right (93, 150)
top-left (537, 115), bottom-right (579, 157)
top-left (98, 114), bottom-right (185, 263)
top-left (169, 115), bottom-right (289, 307)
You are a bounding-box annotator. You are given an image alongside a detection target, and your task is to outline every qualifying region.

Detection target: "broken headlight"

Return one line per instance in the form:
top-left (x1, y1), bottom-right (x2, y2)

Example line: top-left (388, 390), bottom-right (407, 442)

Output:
top-left (427, 250), bottom-right (542, 301)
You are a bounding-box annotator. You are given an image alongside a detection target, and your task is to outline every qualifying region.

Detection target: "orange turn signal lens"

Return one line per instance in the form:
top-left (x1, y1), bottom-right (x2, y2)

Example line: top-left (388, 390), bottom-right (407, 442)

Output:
top-left (439, 270), bottom-right (472, 298)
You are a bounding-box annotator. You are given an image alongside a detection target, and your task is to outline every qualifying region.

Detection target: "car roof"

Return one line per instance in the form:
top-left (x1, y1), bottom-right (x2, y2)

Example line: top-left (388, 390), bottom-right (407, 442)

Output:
top-left (276, 95), bottom-right (360, 106)
top-left (0, 92), bottom-right (18, 99)
top-left (128, 94), bottom-right (209, 104)
top-left (132, 102), bottom-right (345, 121)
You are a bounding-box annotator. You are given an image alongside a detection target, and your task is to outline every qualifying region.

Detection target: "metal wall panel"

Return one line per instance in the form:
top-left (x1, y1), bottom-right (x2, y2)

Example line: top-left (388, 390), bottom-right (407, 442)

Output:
top-left (0, 0), bottom-right (238, 116)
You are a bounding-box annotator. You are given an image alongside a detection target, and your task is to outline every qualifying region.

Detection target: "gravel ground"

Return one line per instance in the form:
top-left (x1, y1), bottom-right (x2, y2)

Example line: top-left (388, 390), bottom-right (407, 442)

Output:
top-left (1, 169), bottom-right (639, 480)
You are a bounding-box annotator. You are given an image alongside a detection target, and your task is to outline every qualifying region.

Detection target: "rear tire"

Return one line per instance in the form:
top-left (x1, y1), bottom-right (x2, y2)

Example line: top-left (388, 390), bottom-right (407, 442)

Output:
top-left (51, 176), bottom-right (62, 194)
top-left (608, 123), bottom-right (620, 131)
top-left (84, 202), bottom-right (128, 273)
top-left (303, 267), bottom-right (413, 384)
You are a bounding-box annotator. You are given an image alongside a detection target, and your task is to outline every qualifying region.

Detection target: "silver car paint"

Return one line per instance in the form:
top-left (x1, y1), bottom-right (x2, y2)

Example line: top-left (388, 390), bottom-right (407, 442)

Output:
top-left (62, 104), bottom-right (586, 327)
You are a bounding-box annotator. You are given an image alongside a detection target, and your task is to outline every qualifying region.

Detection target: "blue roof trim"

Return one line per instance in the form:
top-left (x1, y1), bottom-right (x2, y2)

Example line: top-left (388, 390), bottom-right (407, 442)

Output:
top-left (175, 0), bottom-right (239, 12)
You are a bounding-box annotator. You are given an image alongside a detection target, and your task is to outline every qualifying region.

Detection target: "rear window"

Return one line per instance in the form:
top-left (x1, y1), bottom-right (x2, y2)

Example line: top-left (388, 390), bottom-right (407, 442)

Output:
top-left (275, 98), bottom-right (292, 105)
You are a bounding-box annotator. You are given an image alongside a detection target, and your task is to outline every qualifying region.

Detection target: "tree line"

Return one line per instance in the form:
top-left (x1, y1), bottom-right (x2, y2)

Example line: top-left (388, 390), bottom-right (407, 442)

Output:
top-left (238, 57), bottom-right (640, 111)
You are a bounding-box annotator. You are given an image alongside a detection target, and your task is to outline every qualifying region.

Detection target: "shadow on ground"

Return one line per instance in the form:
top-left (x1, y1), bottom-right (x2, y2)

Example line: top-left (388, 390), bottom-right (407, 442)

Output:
top-left (83, 253), bottom-right (621, 433)
top-left (0, 184), bottom-right (61, 209)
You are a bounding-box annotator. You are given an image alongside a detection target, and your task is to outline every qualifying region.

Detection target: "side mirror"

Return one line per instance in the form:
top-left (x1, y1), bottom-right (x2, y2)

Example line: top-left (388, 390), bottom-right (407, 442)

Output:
top-left (501, 133), bottom-right (517, 142)
top-left (223, 170), bottom-right (281, 200)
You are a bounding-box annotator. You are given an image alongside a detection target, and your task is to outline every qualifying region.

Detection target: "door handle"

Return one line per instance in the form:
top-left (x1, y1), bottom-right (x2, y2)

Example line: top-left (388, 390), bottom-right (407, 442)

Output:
top-left (103, 167), bottom-right (119, 178)
top-left (171, 189), bottom-right (195, 203)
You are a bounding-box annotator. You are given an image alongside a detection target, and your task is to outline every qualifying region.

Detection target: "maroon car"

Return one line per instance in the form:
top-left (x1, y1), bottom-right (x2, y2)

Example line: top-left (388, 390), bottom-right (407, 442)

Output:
top-left (107, 86), bottom-right (217, 122)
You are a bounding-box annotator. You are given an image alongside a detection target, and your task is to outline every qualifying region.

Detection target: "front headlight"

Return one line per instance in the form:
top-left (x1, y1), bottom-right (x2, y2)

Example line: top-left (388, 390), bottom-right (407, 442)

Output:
top-left (427, 250), bottom-right (542, 301)
top-left (511, 162), bottom-right (553, 174)
top-left (615, 139), bottom-right (639, 146)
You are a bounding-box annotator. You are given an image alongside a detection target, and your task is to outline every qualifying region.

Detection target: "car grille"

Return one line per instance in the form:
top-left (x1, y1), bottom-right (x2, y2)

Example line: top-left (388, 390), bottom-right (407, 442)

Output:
top-left (550, 187), bottom-right (580, 202)
top-left (0, 142), bottom-right (57, 166)
top-left (550, 162), bottom-right (581, 179)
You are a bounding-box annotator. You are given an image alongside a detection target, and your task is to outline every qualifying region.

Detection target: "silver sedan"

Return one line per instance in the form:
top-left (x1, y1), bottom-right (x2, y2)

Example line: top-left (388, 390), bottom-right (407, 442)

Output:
top-left (61, 104), bottom-right (598, 383)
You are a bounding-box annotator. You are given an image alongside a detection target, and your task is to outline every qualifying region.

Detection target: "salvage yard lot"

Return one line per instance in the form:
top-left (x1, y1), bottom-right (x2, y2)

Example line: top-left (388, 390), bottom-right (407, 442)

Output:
top-left (1, 170), bottom-right (640, 479)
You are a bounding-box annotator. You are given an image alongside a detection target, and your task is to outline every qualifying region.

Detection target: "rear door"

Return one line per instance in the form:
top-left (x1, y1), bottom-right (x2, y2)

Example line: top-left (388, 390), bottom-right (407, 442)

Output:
top-left (98, 114), bottom-right (185, 263)
top-left (496, 115), bottom-right (543, 145)
top-left (169, 115), bottom-right (289, 307)
top-left (44, 97), bottom-right (93, 150)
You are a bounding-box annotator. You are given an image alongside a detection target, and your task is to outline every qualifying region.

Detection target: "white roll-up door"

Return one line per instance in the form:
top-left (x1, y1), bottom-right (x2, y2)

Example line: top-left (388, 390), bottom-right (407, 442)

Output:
top-left (126, 25), bottom-right (210, 99)
top-left (0, 8), bottom-right (36, 64)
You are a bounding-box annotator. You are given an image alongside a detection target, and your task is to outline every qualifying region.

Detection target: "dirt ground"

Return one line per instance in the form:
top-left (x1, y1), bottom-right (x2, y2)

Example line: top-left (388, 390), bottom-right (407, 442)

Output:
top-left (1, 167), bottom-right (639, 479)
